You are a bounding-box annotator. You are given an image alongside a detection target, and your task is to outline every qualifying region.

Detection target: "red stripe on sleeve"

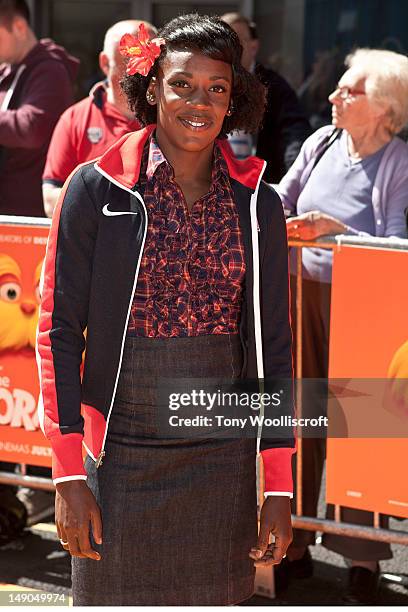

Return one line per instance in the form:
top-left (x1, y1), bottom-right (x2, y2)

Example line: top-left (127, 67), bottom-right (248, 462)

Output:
top-left (36, 169), bottom-right (87, 480)
top-left (261, 447), bottom-right (295, 493)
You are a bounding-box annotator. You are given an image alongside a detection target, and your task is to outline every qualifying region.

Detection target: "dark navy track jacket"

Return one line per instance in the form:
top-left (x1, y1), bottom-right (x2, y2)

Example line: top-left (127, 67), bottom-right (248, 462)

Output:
top-left (37, 125), bottom-right (295, 492)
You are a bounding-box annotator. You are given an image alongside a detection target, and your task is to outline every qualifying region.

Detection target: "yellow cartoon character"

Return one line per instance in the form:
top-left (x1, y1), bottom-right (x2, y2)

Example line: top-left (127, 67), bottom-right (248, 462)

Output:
top-left (0, 254), bottom-right (42, 353)
top-left (383, 340), bottom-right (408, 421)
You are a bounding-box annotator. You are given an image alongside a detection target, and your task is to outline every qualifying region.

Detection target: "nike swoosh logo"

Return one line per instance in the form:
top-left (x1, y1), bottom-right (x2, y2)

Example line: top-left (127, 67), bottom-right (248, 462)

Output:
top-left (102, 203), bottom-right (139, 217)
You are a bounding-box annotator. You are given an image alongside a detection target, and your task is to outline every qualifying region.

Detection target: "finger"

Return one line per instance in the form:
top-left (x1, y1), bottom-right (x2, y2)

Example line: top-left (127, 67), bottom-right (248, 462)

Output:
top-left (286, 219), bottom-right (299, 229)
top-left (66, 533), bottom-right (87, 558)
top-left (55, 520), bottom-right (62, 541)
top-left (249, 546), bottom-right (260, 560)
top-left (248, 539), bottom-right (274, 559)
top-left (55, 498), bottom-right (62, 542)
top-left (253, 544), bottom-right (284, 567)
top-left (287, 227), bottom-right (301, 239)
top-left (253, 518), bottom-right (270, 559)
top-left (90, 507), bottom-right (103, 545)
top-left (297, 212), bottom-right (311, 222)
top-left (58, 525), bottom-right (70, 551)
top-left (253, 555), bottom-right (278, 566)
top-left (271, 535), bottom-right (290, 563)
top-left (77, 524), bottom-right (101, 561)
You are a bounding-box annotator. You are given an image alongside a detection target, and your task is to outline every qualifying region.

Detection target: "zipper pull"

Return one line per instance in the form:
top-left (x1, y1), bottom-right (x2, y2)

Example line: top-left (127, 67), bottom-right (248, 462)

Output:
top-left (95, 450), bottom-right (105, 468)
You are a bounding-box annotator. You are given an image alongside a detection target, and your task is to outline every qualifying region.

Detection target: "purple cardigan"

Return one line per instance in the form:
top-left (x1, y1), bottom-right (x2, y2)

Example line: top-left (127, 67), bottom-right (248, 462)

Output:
top-left (277, 125), bottom-right (408, 238)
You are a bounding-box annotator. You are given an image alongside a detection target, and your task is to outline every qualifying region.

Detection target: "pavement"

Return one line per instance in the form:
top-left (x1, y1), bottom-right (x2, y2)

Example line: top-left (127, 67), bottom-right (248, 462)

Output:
top-left (1, 519), bottom-right (407, 606)
top-left (0, 490), bottom-right (407, 606)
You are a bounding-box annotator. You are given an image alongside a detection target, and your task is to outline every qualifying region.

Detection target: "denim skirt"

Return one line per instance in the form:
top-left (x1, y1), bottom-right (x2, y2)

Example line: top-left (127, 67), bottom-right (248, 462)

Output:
top-left (72, 334), bottom-right (257, 605)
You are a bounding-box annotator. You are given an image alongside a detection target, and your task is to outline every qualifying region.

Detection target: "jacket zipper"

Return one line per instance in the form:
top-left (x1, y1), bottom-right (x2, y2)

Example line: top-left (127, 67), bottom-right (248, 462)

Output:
top-left (93, 163), bottom-right (149, 468)
top-left (248, 161), bottom-right (267, 455)
top-left (93, 159), bottom-right (266, 468)
top-left (95, 450), bottom-right (105, 468)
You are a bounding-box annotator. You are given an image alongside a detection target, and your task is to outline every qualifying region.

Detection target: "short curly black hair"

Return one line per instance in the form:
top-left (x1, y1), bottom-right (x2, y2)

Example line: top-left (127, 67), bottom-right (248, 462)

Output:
top-left (121, 13), bottom-right (266, 137)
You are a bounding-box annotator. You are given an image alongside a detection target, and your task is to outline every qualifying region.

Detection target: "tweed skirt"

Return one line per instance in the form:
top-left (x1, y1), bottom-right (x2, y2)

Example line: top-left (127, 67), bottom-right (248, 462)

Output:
top-left (72, 334), bottom-right (258, 605)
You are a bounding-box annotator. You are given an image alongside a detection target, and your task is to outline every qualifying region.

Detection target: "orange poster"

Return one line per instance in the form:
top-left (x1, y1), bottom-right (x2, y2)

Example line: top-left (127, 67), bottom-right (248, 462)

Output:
top-left (0, 221), bottom-right (52, 467)
top-left (326, 245), bottom-right (408, 518)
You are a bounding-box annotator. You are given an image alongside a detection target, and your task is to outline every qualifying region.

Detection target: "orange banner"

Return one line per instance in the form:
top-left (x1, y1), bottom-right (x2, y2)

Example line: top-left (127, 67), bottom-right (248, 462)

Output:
top-left (327, 245), bottom-right (408, 518)
top-left (0, 222), bottom-right (51, 467)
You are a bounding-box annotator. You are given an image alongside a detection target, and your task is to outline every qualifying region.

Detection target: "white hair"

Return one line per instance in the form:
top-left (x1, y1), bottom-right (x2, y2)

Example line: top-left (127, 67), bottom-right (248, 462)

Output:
top-left (103, 20), bottom-right (157, 59)
top-left (345, 48), bottom-right (408, 133)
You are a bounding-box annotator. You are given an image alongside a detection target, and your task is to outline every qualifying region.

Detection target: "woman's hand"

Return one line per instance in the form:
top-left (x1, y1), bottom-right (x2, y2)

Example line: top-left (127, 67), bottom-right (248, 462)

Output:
top-left (55, 480), bottom-right (102, 560)
top-left (249, 496), bottom-right (292, 566)
top-left (286, 211), bottom-right (347, 240)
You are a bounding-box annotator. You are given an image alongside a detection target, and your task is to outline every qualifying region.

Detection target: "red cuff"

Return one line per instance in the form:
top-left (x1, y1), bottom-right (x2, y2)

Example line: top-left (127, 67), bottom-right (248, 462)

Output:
top-left (261, 447), bottom-right (295, 493)
top-left (50, 432), bottom-right (86, 481)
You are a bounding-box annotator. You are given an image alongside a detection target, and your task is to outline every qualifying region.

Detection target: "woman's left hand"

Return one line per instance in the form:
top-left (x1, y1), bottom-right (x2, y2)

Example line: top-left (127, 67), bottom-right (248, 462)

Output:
top-left (286, 211), bottom-right (347, 240)
top-left (249, 496), bottom-right (293, 566)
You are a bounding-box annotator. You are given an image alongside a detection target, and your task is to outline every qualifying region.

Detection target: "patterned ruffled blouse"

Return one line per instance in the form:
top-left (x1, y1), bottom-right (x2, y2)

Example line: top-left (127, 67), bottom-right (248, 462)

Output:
top-left (127, 133), bottom-right (246, 337)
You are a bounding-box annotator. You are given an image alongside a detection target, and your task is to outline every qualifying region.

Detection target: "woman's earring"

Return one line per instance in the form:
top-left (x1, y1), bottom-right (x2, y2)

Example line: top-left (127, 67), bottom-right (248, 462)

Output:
top-left (226, 102), bottom-right (234, 116)
top-left (146, 92), bottom-right (156, 104)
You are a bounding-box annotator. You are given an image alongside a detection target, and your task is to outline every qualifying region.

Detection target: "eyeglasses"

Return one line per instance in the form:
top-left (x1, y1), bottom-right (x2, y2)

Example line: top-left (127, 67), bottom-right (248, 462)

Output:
top-left (333, 85), bottom-right (366, 100)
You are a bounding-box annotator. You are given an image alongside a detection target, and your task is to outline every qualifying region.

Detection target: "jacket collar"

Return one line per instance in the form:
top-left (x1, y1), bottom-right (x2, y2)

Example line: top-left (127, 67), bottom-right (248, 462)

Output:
top-left (96, 124), bottom-right (266, 191)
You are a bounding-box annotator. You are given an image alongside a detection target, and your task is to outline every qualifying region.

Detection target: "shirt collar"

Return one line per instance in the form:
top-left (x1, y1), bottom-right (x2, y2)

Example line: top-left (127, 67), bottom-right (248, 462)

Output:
top-left (146, 132), bottom-right (229, 187)
top-left (146, 133), bottom-right (168, 180)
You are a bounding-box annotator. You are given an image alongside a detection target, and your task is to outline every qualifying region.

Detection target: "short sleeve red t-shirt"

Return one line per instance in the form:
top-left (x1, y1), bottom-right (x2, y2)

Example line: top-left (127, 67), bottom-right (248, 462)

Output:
top-left (43, 82), bottom-right (140, 186)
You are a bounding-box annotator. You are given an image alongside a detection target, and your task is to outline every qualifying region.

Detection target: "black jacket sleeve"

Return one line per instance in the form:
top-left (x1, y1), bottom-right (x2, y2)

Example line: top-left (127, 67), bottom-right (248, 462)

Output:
top-left (258, 183), bottom-right (295, 492)
top-left (37, 165), bottom-right (98, 480)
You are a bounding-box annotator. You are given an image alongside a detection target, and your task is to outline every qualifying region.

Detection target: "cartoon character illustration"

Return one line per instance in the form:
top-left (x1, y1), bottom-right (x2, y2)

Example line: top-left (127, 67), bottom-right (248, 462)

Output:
top-left (0, 254), bottom-right (42, 353)
top-left (383, 340), bottom-right (408, 420)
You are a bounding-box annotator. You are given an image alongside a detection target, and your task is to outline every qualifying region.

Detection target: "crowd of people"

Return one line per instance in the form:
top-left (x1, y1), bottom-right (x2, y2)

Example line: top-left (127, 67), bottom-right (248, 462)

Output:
top-left (0, 0), bottom-right (407, 606)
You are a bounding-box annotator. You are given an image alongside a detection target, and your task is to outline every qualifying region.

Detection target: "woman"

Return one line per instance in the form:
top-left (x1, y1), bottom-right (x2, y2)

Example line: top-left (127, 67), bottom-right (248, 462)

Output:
top-left (277, 48), bottom-right (408, 603)
top-left (36, 15), bottom-right (295, 605)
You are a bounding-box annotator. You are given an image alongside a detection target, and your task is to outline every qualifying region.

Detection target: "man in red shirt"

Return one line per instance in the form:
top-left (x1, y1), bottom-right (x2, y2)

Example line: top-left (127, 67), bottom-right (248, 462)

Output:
top-left (42, 19), bottom-right (156, 217)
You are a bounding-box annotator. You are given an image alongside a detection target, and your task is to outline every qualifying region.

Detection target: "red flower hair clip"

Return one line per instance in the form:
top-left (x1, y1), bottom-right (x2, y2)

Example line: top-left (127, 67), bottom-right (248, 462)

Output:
top-left (119, 23), bottom-right (165, 77)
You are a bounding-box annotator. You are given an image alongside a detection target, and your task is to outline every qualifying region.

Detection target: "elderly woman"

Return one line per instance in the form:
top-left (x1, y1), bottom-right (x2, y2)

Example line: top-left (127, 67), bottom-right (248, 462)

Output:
top-left (276, 48), bottom-right (408, 604)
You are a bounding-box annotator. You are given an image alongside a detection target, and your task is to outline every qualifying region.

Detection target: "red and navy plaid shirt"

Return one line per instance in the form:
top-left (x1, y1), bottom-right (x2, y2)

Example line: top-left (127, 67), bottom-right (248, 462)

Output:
top-left (127, 134), bottom-right (246, 337)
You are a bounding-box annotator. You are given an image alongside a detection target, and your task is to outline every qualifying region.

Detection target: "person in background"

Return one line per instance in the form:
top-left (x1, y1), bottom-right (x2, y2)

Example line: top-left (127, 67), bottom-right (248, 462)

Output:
top-left (221, 12), bottom-right (311, 183)
top-left (277, 47), bottom-right (408, 604)
top-left (42, 19), bottom-right (156, 218)
top-left (0, 0), bottom-right (79, 217)
top-left (297, 48), bottom-right (344, 130)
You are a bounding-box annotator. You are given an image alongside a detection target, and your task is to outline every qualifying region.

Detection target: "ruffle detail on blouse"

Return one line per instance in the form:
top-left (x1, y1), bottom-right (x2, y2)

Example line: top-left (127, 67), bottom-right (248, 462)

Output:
top-left (132, 142), bottom-right (245, 337)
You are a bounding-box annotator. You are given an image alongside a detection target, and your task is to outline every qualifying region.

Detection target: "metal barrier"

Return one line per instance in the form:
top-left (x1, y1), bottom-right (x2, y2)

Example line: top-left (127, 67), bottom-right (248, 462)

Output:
top-left (0, 225), bottom-right (407, 546)
top-left (0, 468), bottom-right (54, 491)
top-left (290, 234), bottom-right (408, 546)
